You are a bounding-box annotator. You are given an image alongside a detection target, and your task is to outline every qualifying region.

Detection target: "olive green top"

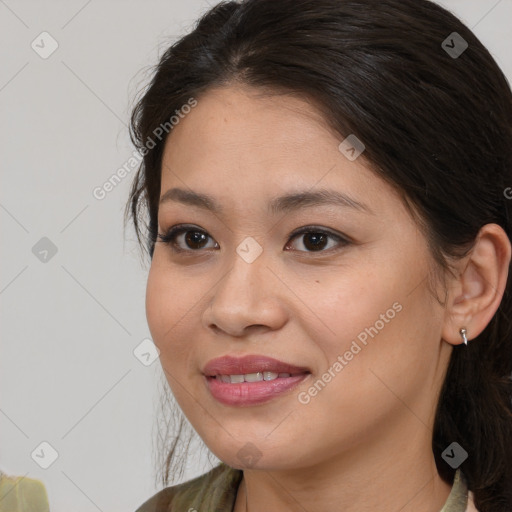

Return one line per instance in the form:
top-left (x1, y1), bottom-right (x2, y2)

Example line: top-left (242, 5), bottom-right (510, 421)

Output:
top-left (0, 473), bottom-right (50, 512)
top-left (135, 463), bottom-right (475, 512)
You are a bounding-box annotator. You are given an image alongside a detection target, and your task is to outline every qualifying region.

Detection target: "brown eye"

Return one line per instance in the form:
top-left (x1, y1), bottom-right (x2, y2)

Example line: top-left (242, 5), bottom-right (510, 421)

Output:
top-left (297, 232), bottom-right (329, 251)
top-left (285, 227), bottom-right (350, 253)
top-left (181, 230), bottom-right (209, 249)
top-left (157, 226), bottom-right (218, 252)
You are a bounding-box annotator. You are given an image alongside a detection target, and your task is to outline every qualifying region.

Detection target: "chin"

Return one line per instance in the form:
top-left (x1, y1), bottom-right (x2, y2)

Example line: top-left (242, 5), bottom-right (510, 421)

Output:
top-left (208, 441), bottom-right (296, 471)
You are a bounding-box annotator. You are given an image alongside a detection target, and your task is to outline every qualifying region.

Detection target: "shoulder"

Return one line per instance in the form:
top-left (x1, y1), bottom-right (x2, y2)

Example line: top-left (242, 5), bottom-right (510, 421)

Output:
top-left (134, 462), bottom-right (243, 512)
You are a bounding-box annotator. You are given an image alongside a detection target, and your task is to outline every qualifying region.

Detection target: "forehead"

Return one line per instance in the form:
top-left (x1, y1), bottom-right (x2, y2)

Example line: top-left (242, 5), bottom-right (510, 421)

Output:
top-left (162, 85), bottom-right (339, 163)
top-left (159, 84), bottom-right (401, 216)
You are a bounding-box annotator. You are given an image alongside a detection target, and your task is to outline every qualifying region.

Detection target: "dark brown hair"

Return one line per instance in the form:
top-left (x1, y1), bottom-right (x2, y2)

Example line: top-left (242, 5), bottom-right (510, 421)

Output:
top-left (125, 0), bottom-right (512, 509)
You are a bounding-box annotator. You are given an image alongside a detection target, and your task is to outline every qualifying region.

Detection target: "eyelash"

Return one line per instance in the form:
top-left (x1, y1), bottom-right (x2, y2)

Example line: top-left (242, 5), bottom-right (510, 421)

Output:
top-left (156, 224), bottom-right (351, 255)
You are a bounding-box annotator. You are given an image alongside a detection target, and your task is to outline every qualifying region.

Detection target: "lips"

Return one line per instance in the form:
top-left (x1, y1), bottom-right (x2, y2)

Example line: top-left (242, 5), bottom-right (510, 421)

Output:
top-left (202, 354), bottom-right (310, 377)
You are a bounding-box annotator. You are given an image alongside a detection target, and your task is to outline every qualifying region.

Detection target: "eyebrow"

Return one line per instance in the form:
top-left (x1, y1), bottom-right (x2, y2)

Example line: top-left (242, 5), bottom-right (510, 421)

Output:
top-left (159, 187), bottom-right (374, 215)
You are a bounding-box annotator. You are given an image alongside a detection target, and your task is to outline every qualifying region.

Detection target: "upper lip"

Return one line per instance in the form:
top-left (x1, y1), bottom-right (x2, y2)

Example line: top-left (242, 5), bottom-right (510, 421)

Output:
top-left (203, 355), bottom-right (311, 376)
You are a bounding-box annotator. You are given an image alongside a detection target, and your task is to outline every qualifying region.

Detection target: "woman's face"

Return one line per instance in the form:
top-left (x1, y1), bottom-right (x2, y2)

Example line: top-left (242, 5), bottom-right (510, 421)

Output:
top-left (146, 84), bottom-right (450, 471)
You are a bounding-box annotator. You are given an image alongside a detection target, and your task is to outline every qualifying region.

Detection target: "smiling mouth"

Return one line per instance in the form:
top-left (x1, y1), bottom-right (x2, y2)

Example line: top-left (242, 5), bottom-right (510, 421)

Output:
top-left (209, 371), bottom-right (310, 383)
top-left (204, 371), bottom-right (311, 407)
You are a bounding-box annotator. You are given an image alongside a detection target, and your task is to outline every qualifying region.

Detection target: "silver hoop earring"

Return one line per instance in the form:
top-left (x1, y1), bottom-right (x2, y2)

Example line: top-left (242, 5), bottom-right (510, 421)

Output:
top-left (460, 328), bottom-right (468, 346)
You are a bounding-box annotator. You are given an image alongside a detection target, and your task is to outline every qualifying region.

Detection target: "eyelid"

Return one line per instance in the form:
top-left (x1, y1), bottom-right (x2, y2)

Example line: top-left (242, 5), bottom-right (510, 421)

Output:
top-left (157, 224), bottom-right (217, 253)
top-left (287, 225), bottom-right (351, 243)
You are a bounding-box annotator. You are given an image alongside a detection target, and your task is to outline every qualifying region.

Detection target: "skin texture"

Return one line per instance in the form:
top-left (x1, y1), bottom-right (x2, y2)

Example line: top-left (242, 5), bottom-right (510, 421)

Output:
top-left (145, 85), bottom-right (511, 512)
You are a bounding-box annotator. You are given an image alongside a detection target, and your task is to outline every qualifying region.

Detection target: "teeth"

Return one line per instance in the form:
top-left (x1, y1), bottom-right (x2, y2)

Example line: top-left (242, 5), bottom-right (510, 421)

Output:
top-left (245, 372), bottom-right (264, 382)
top-left (215, 371), bottom-right (297, 383)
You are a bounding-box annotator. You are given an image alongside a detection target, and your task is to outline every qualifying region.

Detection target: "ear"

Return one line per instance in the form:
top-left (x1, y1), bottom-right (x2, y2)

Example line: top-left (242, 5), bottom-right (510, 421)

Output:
top-left (442, 223), bottom-right (511, 346)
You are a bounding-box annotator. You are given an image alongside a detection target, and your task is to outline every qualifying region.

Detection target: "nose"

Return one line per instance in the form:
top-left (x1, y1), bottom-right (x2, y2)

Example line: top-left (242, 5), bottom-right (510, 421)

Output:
top-left (202, 251), bottom-right (288, 338)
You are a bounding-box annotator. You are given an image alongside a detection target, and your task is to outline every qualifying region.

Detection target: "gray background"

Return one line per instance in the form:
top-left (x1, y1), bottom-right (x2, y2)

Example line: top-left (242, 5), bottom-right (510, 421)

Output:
top-left (1, 1), bottom-right (511, 510)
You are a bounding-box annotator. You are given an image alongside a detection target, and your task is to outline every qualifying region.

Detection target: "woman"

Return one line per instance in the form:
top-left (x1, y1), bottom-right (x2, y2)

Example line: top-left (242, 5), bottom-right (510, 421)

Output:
top-left (126, 0), bottom-right (512, 510)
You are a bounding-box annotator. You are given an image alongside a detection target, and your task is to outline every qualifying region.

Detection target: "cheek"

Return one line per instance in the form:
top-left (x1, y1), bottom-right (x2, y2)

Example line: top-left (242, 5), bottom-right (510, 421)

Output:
top-left (296, 268), bottom-right (396, 351)
top-left (145, 265), bottom-right (165, 344)
top-left (145, 263), bottom-right (201, 378)
top-left (145, 263), bottom-right (186, 354)
top-left (301, 261), bottom-right (434, 392)
top-left (145, 264), bottom-right (206, 425)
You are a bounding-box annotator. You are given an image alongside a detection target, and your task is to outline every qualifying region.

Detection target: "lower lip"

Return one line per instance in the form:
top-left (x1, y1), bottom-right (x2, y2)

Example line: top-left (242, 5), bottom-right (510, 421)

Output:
top-left (204, 373), bottom-right (310, 406)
